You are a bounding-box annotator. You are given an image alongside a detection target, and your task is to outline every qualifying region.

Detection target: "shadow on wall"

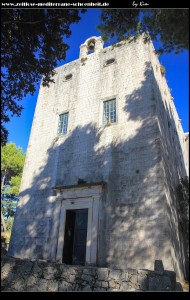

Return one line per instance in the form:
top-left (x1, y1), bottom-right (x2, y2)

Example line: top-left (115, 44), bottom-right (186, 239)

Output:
top-left (150, 64), bottom-right (188, 281)
top-left (7, 61), bottom-right (187, 280)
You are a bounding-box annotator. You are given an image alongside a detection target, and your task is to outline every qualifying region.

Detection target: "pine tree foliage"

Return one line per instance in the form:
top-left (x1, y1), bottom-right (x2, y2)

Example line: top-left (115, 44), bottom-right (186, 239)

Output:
top-left (98, 9), bottom-right (189, 54)
top-left (1, 9), bottom-right (86, 144)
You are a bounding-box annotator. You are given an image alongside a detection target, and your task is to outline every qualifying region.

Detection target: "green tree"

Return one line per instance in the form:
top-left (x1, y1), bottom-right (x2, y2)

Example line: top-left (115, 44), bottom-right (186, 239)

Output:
top-left (1, 143), bottom-right (25, 229)
top-left (98, 9), bottom-right (189, 54)
top-left (1, 9), bottom-right (86, 145)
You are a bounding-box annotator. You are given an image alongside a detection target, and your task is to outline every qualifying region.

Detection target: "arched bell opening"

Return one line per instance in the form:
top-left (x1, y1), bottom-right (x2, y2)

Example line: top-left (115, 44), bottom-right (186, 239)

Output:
top-left (87, 39), bottom-right (96, 53)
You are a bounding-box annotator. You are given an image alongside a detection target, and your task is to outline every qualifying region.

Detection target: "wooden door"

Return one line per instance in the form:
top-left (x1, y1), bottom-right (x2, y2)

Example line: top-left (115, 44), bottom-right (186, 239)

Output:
top-left (62, 209), bottom-right (88, 266)
top-left (72, 209), bottom-right (88, 265)
top-left (62, 210), bottom-right (75, 264)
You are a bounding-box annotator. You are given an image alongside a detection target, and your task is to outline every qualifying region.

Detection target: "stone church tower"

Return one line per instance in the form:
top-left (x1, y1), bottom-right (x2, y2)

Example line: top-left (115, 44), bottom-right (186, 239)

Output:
top-left (8, 36), bottom-right (189, 280)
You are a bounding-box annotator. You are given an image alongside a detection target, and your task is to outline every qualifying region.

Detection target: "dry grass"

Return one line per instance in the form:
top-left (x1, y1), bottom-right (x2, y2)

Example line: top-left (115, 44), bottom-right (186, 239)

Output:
top-left (1, 231), bottom-right (11, 243)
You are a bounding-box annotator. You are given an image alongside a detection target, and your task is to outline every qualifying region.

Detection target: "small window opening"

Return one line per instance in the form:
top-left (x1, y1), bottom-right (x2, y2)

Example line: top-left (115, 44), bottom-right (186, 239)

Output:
top-left (105, 58), bottom-right (115, 66)
top-left (65, 74), bottom-right (72, 81)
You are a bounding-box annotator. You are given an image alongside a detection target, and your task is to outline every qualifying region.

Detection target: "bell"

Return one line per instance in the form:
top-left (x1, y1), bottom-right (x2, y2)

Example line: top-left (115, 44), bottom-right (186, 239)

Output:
top-left (88, 42), bottom-right (95, 52)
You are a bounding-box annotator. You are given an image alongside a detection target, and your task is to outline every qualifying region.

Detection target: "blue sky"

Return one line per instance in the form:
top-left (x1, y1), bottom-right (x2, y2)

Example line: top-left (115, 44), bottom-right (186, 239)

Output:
top-left (5, 9), bottom-right (189, 153)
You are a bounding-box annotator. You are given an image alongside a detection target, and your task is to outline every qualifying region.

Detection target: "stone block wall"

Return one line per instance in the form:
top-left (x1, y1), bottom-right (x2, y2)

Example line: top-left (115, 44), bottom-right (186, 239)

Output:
top-left (1, 257), bottom-right (177, 292)
top-left (8, 37), bottom-right (169, 268)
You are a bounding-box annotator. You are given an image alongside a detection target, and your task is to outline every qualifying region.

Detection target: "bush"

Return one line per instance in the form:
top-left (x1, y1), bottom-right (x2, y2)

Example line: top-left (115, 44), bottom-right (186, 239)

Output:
top-left (5, 218), bottom-right (14, 232)
top-left (177, 176), bottom-right (189, 280)
top-left (160, 65), bottom-right (166, 76)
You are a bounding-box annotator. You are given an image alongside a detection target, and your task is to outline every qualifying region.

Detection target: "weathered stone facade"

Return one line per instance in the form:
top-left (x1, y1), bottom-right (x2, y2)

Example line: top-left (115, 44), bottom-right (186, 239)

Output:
top-left (8, 36), bottom-right (189, 280)
top-left (1, 257), bottom-right (177, 292)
